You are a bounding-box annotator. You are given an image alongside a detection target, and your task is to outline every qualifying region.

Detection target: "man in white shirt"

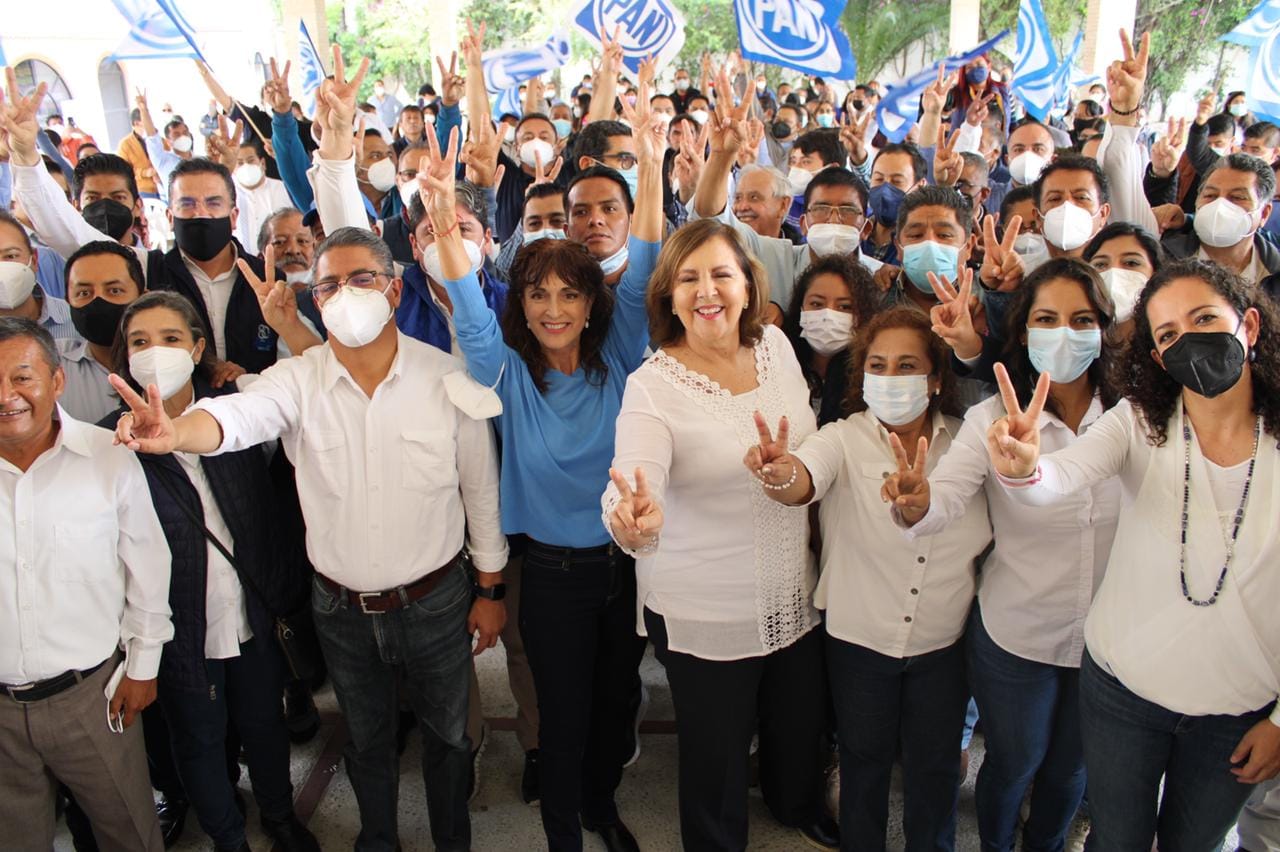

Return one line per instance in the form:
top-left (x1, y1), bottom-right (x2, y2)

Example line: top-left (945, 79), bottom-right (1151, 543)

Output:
top-left (111, 226), bottom-right (508, 851)
top-left (0, 317), bottom-right (173, 851)
top-left (232, 140), bottom-right (296, 254)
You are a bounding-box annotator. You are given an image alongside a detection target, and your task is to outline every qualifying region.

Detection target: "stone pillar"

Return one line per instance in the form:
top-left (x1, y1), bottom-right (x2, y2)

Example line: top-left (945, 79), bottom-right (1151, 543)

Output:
top-left (281, 0), bottom-right (329, 79)
top-left (1081, 0), bottom-right (1137, 76)
top-left (950, 0), bottom-right (982, 53)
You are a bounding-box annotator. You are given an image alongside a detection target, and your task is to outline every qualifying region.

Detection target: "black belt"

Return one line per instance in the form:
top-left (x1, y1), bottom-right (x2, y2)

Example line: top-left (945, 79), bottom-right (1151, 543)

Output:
top-left (2, 659), bottom-right (107, 703)
top-left (318, 554), bottom-right (462, 614)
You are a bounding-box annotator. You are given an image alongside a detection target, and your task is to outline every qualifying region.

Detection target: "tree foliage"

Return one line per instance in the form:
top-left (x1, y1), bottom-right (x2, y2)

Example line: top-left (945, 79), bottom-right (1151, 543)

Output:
top-left (1135, 0), bottom-right (1255, 113)
top-left (840, 0), bottom-right (951, 82)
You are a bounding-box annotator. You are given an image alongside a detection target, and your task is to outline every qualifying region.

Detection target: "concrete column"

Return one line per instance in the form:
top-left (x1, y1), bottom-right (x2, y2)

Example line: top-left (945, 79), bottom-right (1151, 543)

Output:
top-left (950, 0), bottom-right (982, 53)
top-left (1081, 0), bottom-right (1137, 75)
top-left (428, 1), bottom-right (461, 92)
top-left (281, 0), bottom-right (329, 81)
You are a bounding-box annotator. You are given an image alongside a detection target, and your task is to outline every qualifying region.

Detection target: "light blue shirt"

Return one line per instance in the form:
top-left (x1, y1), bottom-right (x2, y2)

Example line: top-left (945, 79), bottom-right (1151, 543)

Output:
top-left (35, 288), bottom-right (79, 343)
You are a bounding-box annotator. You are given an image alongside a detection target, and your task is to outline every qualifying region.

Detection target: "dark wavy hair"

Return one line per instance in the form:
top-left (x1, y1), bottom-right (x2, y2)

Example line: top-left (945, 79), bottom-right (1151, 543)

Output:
top-left (1082, 222), bottom-right (1166, 272)
top-left (1000, 257), bottom-right (1121, 420)
top-left (111, 290), bottom-right (218, 392)
top-left (782, 255), bottom-right (880, 393)
top-left (504, 238), bottom-right (614, 394)
top-left (844, 307), bottom-right (956, 418)
top-left (1121, 258), bottom-right (1280, 446)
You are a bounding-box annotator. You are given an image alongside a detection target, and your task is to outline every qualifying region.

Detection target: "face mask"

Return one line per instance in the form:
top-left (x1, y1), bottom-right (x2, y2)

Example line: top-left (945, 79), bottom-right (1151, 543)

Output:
top-left (1210, 144), bottom-right (1231, 158)
top-left (1229, 103), bottom-right (1248, 118)
top-left (70, 297), bottom-right (128, 347)
top-left (552, 118), bottom-right (573, 138)
top-left (806, 223), bottom-right (861, 258)
top-left (519, 138), bottom-right (556, 169)
top-left (365, 158), bottom-right (397, 192)
top-left (285, 269), bottom-right (313, 287)
top-left (675, 79), bottom-right (691, 92)
top-left (129, 345), bottom-right (197, 400)
top-left (690, 109), bottom-right (710, 126)
top-left (868, 183), bottom-right (906, 225)
top-left (756, 81), bottom-right (767, 92)
top-left (1041, 201), bottom-right (1096, 251)
top-left (599, 244), bottom-right (629, 275)
top-left (421, 112), bottom-right (437, 126)
top-left (374, 86), bottom-right (386, 97)
top-left (82, 198), bottom-right (136, 242)
top-left (572, 105), bottom-right (583, 119)
top-left (0, 261), bottom-right (37, 309)
top-left (862, 373), bottom-right (931, 426)
top-left (321, 282), bottom-right (394, 348)
top-left (902, 240), bottom-right (961, 292)
top-left (399, 180), bottom-right (420, 208)
top-left (503, 124), bottom-right (517, 143)
top-left (799, 309), bottom-right (853, 356)
top-left (171, 135), bottom-right (193, 154)
top-left (816, 113), bottom-right (835, 128)
top-left (523, 228), bottom-right (567, 244)
top-left (1014, 232), bottom-right (1052, 273)
top-left (966, 66), bottom-right (990, 86)
top-left (1194, 197), bottom-right (1258, 248)
top-left (1097, 268), bottom-right (1147, 324)
top-left (772, 121), bottom-right (794, 140)
top-left (421, 238), bottom-right (484, 283)
top-left (788, 165), bottom-right (814, 197)
top-left (1008, 151), bottom-right (1049, 185)
top-left (173, 216), bottom-right (233, 262)
top-left (1026, 327), bottom-right (1101, 383)
top-left (850, 98), bottom-right (865, 112)
top-left (442, 368), bottom-right (504, 419)
top-left (234, 163), bottom-right (264, 188)
top-left (1161, 327), bottom-right (1248, 398)
top-left (616, 165), bottom-right (639, 200)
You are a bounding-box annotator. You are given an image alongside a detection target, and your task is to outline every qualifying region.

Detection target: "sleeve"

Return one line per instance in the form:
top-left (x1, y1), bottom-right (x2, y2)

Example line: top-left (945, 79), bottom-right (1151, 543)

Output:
top-left (496, 224), bottom-right (522, 281)
top-left (1271, 700), bottom-right (1280, 728)
top-left (191, 365), bottom-right (302, 454)
top-left (601, 376), bottom-right (672, 554)
top-left (0, 161), bottom-right (10, 211)
top-left (143, 134), bottom-right (182, 195)
top-left (792, 422), bottom-right (848, 503)
top-left (920, 144), bottom-right (937, 184)
top-left (311, 153), bottom-right (370, 235)
top-left (1098, 123), bottom-right (1160, 233)
top-left (1143, 164), bottom-right (1179, 209)
top-left (35, 132), bottom-right (76, 190)
top-left (11, 161), bottom-right (114, 257)
top-left (951, 333), bottom-right (1002, 383)
top-left (454, 406), bottom-right (508, 571)
top-left (435, 102), bottom-right (462, 152)
top-left (905, 410), bottom-right (993, 537)
top-left (1000, 402), bottom-right (1135, 506)
top-left (954, 121), bottom-right (983, 155)
top-left (271, 111), bottom-right (314, 211)
top-left (605, 237), bottom-right (661, 367)
top-left (115, 453), bottom-right (174, 679)
top-left (440, 272), bottom-right (516, 387)
top-left (1186, 121), bottom-right (1219, 176)
top-left (980, 288), bottom-right (1014, 347)
top-left (480, 180), bottom-right (499, 236)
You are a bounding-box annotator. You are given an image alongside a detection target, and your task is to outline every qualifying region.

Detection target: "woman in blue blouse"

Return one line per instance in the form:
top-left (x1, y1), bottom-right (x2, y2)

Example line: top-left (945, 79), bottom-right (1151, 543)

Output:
top-left (418, 93), bottom-right (665, 852)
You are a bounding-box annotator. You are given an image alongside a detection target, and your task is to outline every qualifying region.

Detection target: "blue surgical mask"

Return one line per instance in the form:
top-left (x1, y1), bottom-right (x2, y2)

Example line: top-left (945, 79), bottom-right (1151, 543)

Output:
top-left (816, 113), bottom-right (835, 128)
top-left (901, 241), bottom-right (960, 292)
top-left (868, 183), bottom-right (906, 225)
top-left (599, 244), bottom-right (629, 275)
top-left (966, 66), bottom-right (989, 86)
top-left (552, 118), bottom-right (573, 139)
top-left (617, 165), bottom-right (639, 200)
top-left (1026, 327), bottom-right (1102, 383)
top-left (523, 228), bottom-right (567, 244)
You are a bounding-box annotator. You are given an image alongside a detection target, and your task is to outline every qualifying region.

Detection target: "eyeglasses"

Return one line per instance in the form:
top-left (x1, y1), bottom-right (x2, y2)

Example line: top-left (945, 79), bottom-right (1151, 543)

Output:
top-left (311, 271), bottom-right (390, 304)
top-left (596, 152), bottom-right (638, 171)
top-left (954, 180), bottom-right (984, 194)
top-left (173, 197), bottom-right (230, 216)
top-left (806, 204), bottom-right (865, 225)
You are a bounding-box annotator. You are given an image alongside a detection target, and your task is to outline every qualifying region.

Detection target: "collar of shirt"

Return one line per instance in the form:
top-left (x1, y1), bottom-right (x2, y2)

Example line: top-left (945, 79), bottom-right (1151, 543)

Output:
top-left (181, 240), bottom-right (239, 285)
top-left (1196, 242), bottom-right (1262, 284)
top-left (36, 288), bottom-right (71, 328)
top-left (862, 407), bottom-right (954, 449)
top-left (1, 407), bottom-right (94, 476)
top-left (1036, 393), bottom-right (1105, 435)
top-left (58, 336), bottom-right (96, 364)
top-left (318, 331), bottom-right (407, 392)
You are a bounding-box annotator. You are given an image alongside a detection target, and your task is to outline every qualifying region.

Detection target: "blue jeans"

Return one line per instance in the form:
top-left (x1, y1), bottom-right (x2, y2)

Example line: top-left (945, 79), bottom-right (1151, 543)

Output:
top-left (826, 634), bottom-right (968, 852)
top-left (313, 566), bottom-right (473, 852)
top-left (1080, 651), bottom-right (1267, 852)
top-left (159, 639), bottom-right (293, 849)
top-left (968, 606), bottom-right (1085, 852)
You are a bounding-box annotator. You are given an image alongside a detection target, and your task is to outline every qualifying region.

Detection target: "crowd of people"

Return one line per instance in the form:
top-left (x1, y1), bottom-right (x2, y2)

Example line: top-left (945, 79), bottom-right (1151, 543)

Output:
top-left (1, 18), bottom-right (1279, 852)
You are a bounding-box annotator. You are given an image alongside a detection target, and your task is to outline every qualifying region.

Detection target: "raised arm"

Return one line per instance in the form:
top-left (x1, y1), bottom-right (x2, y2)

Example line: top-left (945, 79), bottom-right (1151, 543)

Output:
top-left (237, 245), bottom-right (322, 355)
top-left (691, 65), bottom-right (753, 218)
top-left (460, 20), bottom-right (492, 130)
top-left (312, 45), bottom-right (373, 234)
top-left (434, 53), bottom-right (465, 151)
top-left (1100, 29), bottom-right (1161, 232)
top-left (263, 58), bottom-right (314, 210)
top-left (194, 60), bottom-right (234, 114)
top-left (586, 27), bottom-right (623, 124)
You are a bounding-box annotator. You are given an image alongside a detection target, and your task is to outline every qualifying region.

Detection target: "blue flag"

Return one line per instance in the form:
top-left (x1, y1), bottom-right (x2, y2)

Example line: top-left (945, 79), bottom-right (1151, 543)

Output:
top-left (875, 30), bottom-right (1010, 143)
top-left (109, 0), bottom-right (207, 63)
top-left (1011, 0), bottom-right (1059, 121)
top-left (493, 87), bottom-right (524, 122)
top-left (483, 31), bottom-right (571, 94)
top-left (1245, 23), bottom-right (1280, 123)
top-left (569, 0), bottom-right (687, 75)
top-left (1049, 32), bottom-right (1083, 114)
top-left (733, 0), bottom-right (857, 80)
top-left (298, 19), bottom-right (326, 118)
top-left (1222, 0), bottom-right (1280, 46)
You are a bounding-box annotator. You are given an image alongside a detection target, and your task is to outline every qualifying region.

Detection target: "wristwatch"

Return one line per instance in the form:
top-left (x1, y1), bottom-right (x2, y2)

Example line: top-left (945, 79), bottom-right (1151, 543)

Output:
top-left (473, 582), bottom-right (507, 601)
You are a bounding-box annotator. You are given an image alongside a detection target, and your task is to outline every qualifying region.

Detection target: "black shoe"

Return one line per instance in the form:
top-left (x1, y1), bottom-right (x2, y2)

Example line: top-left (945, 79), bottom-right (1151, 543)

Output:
top-left (521, 749), bottom-right (540, 805)
top-left (797, 814), bottom-right (840, 850)
top-left (262, 814), bottom-right (321, 852)
top-left (155, 795), bottom-right (188, 848)
top-left (582, 818), bottom-right (640, 852)
top-left (285, 681), bottom-right (321, 745)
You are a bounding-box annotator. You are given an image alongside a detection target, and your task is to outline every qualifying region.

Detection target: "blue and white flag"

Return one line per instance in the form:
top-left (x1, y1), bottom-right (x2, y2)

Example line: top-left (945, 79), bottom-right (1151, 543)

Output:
top-left (1011, 0), bottom-right (1059, 121)
top-left (298, 19), bottom-right (326, 118)
top-left (492, 86), bottom-right (524, 122)
top-left (733, 0), bottom-right (857, 80)
top-left (109, 0), bottom-right (207, 63)
top-left (569, 0), bottom-right (686, 75)
top-left (1245, 24), bottom-right (1280, 123)
top-left (483, 31), bottom-right (571, 94)
top-left (1049, 32), bottom-right (1083, 113)
top-left (875, 30), bottom-right (1010, 143)
top-left (1223, 0), bottom-right (1280, 47)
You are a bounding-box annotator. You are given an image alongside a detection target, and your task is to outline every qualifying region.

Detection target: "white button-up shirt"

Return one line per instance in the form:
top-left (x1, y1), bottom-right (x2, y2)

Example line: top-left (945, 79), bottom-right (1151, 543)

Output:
top-left (0, 410), bottom-right (173, 684)
top-left (797, 410), bottom-right (992, 658)
top-left (1003, 399), bottom-right (1280, 725)
top-left (906, 393), bottom-right (1121, 667)
top-left (182, 247), bottom-right (239, 362)
top-left (194, 333), bottom-right (507, 591)
top-left (56, 338), bottom-right (118, 425)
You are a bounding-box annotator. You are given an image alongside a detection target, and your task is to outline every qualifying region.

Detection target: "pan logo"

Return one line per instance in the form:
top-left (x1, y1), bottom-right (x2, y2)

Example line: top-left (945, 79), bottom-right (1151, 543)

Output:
top-left (741, 0), bottom-right (831, 64)
top-left (575, 0), bottom-right (681, 64)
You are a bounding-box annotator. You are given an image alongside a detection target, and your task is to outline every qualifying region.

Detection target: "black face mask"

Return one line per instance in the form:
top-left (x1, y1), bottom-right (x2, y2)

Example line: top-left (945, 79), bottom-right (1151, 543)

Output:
top-left (771, 121), bottom-right (794, 140)
top-left (70, 297), bottom-right (128, 347)
top-left (82, 198), bottom-right (135, 242)
top-left (850, 98), bottom-right (865, 112)
top-left (1161, 329), bottom-right (1248, 399)
top-left (173, 216), bottom-right (233, 262)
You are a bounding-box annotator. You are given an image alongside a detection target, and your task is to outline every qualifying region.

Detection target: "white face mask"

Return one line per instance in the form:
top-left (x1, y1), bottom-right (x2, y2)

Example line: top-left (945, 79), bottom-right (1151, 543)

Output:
top-left (421, 238), bottom-right (484, 283)
top-left (523, 228), bottom-right (567, 244)
top-left (519, 138), bottom-right (556, 169)
top-left (423, 112), bottom-right (437, 126)
top-left (365, 158), bottom-right (397, 192)
top-left (599, 244), bottom-right (630, 275)
top-left (171, 135), bottom-right (193, 154)
top-left (1097, 267), bottom-right (1148, 323)
top-left (233, 163), bottom-right (264, 188)
top-left (675, 79), bottom-right (691, 92)
top-left (129, 345), bottom-right (197, 401)
top-left (321, 283), bottom-right (394, 348)
top-left (399, 180), bottom-right (420, 208)
top-left (799, 309), bottom-right (853, 356)
top-left (788, 165), bottom-right (814, 197)
top-left (690, 109), bottom-right (710, 126)
top-left (1210, 144), bottom-right (1232, 158)
top-left (862, 373), bottom-right (931, 427)
top-left (1009, 151), bottom-right (1049, 185)
top-left (503, 124), bottom-right (517, 143)
top-left (0, 261), bottom-right (37, 310)
top-left (1040, 201), bottom-right (1096, 251)
top-left (285, 269), bottom-right (314, 287)
top-left (1014, 232), bottom-right (1052, 273)
top-left (806, 223), bottom-right (862, 258)
top-left (442, 364), bottom-right (504, 420)
top-left (1194, 196), bottom-right (1258, 248)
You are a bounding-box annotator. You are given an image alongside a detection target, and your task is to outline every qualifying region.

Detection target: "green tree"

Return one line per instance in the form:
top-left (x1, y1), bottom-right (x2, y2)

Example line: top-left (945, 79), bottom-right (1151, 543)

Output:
top-left (1135, 0), bottom-right (1254, 115)
top-left (840, 0), bottom-right (951, 82)
top-left (327, 2), bottom-right (436, 95)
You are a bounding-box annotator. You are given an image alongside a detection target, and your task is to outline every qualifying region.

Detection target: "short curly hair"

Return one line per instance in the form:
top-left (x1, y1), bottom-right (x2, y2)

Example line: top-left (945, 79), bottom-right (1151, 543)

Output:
top-left (843, 307), bottom-right (956, 419)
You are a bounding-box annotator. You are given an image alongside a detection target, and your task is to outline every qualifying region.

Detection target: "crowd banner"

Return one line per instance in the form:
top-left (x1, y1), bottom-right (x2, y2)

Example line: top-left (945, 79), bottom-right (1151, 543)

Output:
top-left (482, 31), bottom-right (573, 94)
top-left (109, 0), bottom-right (207, 63)
top-left (1222, 0), bottom-right (1280, 47)
top-left (569, 0), bottom-right (687, 75)
top-left (1245, 19), bottom-right (1280, 123)
top-left (733, 0), bottom-right (858, 81)
top-left (1012, 0), bottom-right (1058, 121)
top-left (492, 86), bottom-right (525, 121)
top-left (298, 19), bottom-right (326, 119)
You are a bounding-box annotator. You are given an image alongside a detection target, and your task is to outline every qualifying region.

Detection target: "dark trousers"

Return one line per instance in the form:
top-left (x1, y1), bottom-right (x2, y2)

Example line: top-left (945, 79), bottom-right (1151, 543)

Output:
top-left (313, 566), bottom-right (473, 852)
top-left (826, 633), bottom-right (968, 852)
top-left (519, 539), bottom-right (647, 851)
top-left (968, 606), bottom-right (1085, 852)
top-left (1080, 652), bottom-right (1266, 852)
top-left (159, 638), bottom-right (293, 849)
top-left (646, 608), bottom-right (826, 852)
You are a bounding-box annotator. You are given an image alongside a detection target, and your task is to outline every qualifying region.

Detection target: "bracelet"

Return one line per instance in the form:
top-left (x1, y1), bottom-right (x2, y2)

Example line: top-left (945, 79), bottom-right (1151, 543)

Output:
top-left (760, 465), bottom-right (799, 492)
top-left (1110, 103), bottom-right (1139, 116)
top-left (433, 218), bottom-right (460, 240)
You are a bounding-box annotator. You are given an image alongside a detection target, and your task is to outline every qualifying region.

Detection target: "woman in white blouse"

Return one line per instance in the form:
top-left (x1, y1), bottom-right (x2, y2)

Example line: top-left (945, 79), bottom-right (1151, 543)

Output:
top-left (746, 307), bottom-right (991, 851)
top-left (985, 258), bottom-right (1280, 850)
top-left (602, 218), bottom-right (837, 851)
top-left (889, 258), bottom-right (1123, 851)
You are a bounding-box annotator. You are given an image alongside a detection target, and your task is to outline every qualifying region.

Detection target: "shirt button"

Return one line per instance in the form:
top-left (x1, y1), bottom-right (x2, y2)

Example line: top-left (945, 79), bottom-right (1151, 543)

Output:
top-left (910, 588), bottom-right (919, 595)
top-left (916, 556), bottom-right (926, 564)
top-left (904, 616), bottom-right (912, 623)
